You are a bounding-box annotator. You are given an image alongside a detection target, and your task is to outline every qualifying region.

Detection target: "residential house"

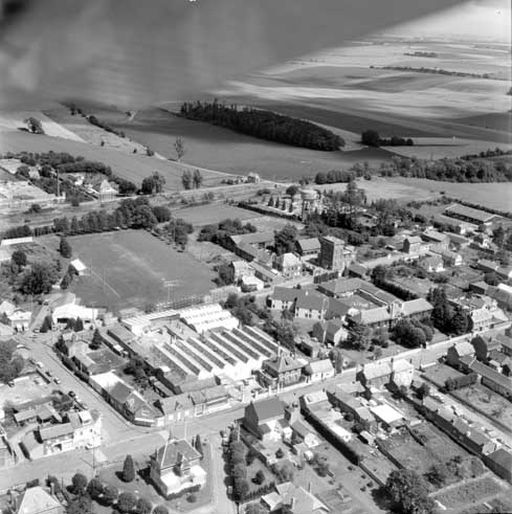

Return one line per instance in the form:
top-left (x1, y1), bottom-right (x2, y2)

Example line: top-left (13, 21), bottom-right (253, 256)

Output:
top-left (304, 359), bottom-right (335, 383)
top-left (469, 360), bottom-right (512, 400)
top-left (260, 482), bottom-right (329, 514)
top-left (230, 260), bottom-right (253, 282)
top-left (402, 236), bottom-right (424, 255)
top-left (275, 252), bottom-right (302, 279)
top-left (422, 229), bottom-right (450, 252)
top-left (356, 361), bottom-right (392, 389)
top-left (488, 286), bottom-right (512, 311)
top-left (0, 302), bottom-right (31, 331)
top-left (433, 248), bottom-right (463, 267)
top-left (447, 233), bottom-right (471, 250)
top-left (497, 266), bottom-right (512, 281)
top-left (295, 238), bottom-right (321, 259)
top-left (294, 291), bottom-right (329, 321)
top-left (243, 398), bottom-right (286, 441)
top-left (450, 295), bottom-right (507, 332)
top-left (312, 319), bottom-right (347, 345)
top-left (89, 178), bottom-right (117, 203)
top-left (149, 439), bottom-right (206, 499)
top-left (446, 341), bottom-right (476, 369)
top-left (347, 262), bottom-right (368, 278)
top-left (477, 259), bottom-right (500, 274)
top-left (497, 333), bottom-right (512, 356)
top-left (418, 254), bottom-right (444, 273)
top-left (389, 359), bottom-right (415, 389)
top-left (259, 354), bottom-right (305, 389)
top-left (270, 287), bottom-right (301, 311)
top-left (10, 486), bottom-right (64, 514)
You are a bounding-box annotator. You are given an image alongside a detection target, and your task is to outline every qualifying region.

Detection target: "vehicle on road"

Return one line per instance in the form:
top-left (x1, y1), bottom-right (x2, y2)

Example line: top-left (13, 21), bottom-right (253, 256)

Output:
top-left (54, 377), bottom-right (61, 384)
top-left (35, 361), bottom-right (44, 368)
top-left (68, 390), bottom-right (76, 398)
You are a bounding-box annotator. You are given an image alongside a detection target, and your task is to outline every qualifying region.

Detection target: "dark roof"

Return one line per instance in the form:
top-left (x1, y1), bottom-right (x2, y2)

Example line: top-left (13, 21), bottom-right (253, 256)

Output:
top-left (264, 354), bottom-right (304, 374)
top-left (296, 238), bottom-right (320, 252)
top-left (496, 333), bottom-right (512, 351)
top-left (39, 422), bottom-right (74, 441)
top-left (251, 397), bottom-right (284, 423)
top-left (108, 381), bottom-right (133, 404)
top-left (295, 291), bottom-right (329, 312)
top-left (272, 287), bottom-right (302, 303)
top-left (487, 448), bottom-right (512, 470)
top-left (154, 439), bottom-right (201, 470)
top-left (469, 360), bottom-right (512, 391)
top-left (318, 278), bottom-right (363, 296)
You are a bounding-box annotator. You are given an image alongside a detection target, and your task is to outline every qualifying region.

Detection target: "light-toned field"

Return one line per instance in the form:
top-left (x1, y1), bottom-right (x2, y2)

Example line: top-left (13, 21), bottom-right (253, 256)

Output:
top-left (388, 177), bottom-right (512, 212)
top-left (316, 176), bottom-right (440, 203)
top-left (68, 230), bottom-right (215, 312)
top-left (0, 128), bottom-right (222, 191)
top-left (42, 103), bottom-right (149, 155)
top-left (174, 203), bottom-right (257, 226)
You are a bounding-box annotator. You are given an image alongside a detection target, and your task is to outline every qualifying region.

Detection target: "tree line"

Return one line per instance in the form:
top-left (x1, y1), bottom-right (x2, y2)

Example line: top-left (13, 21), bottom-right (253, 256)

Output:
top-left (380, 154), bottom-right (512, 182)
top-left (179, 100), bottom-right (344, 151)
top-left (361, 129), bottom-right (414, 147)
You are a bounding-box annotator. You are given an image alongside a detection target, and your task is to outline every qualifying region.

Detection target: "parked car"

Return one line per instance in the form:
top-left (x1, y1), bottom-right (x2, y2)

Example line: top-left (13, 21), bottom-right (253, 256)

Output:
top-left (68, 390), bottom-right (76, 398)
top-left (53, 377), bottom-right (61, 384)
top-left (35, 361), bottom-right (44, 369)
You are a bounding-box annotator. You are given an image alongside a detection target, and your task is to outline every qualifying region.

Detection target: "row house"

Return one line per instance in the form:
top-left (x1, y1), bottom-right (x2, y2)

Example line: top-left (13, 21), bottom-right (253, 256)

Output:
top-left (258, 354), bottom-right (305, 389)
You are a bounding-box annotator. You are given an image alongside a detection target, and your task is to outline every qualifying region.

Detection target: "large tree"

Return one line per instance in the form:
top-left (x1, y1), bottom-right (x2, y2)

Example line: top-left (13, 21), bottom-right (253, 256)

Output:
top-left (347, 322), bottom-right (371, 351)
top-left (59, 237), bottom-right (72, 258)
top-left (122, 454), bottom-right (136, 482)
top-left (274, 224), bottom-right (298, 256)
top-left (20, 262), bottom-right (58, 295)
top-left (385, 469), bottom-right (435, 514)
top-left (71, 473), bottom-right (88, 494)
top-left (11, 249), bottom-right (27, 267)
top-left (117, 492), bottom-right (137, 513)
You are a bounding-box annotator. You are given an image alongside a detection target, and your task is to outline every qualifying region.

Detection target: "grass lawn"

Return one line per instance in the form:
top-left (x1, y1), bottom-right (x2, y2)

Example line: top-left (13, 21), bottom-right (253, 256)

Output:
top-left (433, 475), bottom-right (507, 510)
top-left (67, 230), bottom-right (215, 312)
top-left (451, 384), bottom-right (512, 431)
top-left (174, 203), bottom-right (256, 226)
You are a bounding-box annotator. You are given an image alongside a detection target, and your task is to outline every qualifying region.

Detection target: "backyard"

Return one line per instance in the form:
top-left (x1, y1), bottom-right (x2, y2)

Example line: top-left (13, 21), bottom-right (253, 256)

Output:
top-left (451, 383), bottom-right (512, 433)
top-left (432, 474), bottom-right (508, 512)
top-left (66, 230), bottom-right (215, 312)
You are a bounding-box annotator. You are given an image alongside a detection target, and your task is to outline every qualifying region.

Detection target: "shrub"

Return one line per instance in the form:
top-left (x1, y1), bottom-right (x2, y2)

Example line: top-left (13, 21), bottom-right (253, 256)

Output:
top-left (117, 492), bottom-right (137, 513)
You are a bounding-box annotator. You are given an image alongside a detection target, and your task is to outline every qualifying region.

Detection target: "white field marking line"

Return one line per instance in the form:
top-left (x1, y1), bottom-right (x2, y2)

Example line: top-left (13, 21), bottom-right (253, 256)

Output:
top-left (88, 268), bottom-right (121, 298)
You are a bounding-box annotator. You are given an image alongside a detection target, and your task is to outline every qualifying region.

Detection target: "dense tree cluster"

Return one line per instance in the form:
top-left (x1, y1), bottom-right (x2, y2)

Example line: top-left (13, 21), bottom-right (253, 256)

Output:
top-left (224, 293), bottom-right (269, 325)
top-left (379, 154), bottom-right (512, 182)
top-left (262, 318), bottom-right (297, 351)
top-left (274, 224), bottom-right (298, 255)
top-left (428, 287), bottom-right (472, 336)
top-left (361, 129), bottom-right (414, 147)
top-left (385, 469), bottom-right (435, 514)
top-left (227, 434), bottom-right (250, 502)
top-left (0, 340), bottom-right (24, 384)
top-left (141, 172), bottom-right (166, 195)
top-left (20, 262), bottom-right (59, 295)
top-left (4, 151), bottom-right (138, 197)
top-left (180, 100), bottom-right (344, 151)
top-left (314, 170), bottom-right (355, 184)
top-left (391, 318), bottom-right (434, 348)
top-left (181, 169), bottom-right (203, 189)
top-left (24, 117), bottom-right (44, 134)
top-left (381, 65), bottom-right (491, 79)
top-left (87, 114), bottom-right (125, 138)
top-left (197, 218), bottom-right (257, 248)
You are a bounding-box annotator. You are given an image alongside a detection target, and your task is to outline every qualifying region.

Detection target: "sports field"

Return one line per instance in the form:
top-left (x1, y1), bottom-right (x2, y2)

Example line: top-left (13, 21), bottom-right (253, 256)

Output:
top-left (68, 230), bottom-right (215, 312)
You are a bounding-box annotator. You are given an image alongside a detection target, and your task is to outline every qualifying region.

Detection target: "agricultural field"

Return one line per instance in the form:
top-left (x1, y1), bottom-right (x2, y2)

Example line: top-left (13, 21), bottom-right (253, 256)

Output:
top-left (218, 39), bottom-right (510, 145)
top-left (82, 104), bottom-right (393, 182)
top-left (451, 384), bottom-right (512, 433)
top-left (0, 125), bottom-right (223, 191)
top-left (174, 203), bottom-right (256, 226)
top-left (66, 230), bottom-right (216, 313)
top-left (315, 176), bottom-right (440, 203)
top-left (386, 178), bottom-right (512, 213)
